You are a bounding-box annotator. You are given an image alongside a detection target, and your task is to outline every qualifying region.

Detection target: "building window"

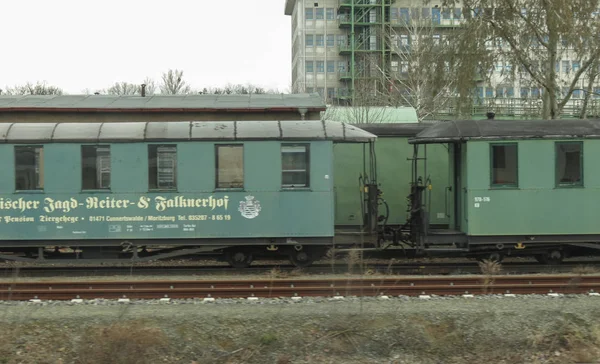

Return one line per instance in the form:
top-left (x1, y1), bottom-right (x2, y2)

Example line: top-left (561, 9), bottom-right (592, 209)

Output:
top-left (315, 8), bottom-right (324, 19)
top-left (316, 34), bottom-right (324, 46)
top-left (400, 8), bottom-right (410, 22)
top-left (306, 61), bottom-right (314, 73)
top-left (490, 144), bottom-right (518, 187)
top-left (282, 144), bottom-right (309, 188)
top-left (316, 61), bottom-right (324, 73)
top-left (442, 8), bottom-right (451, 19)
top-left (82, 146), bottom-right (110, 190)
top-left (15, 146), bottom-right (43, 190)
top-left (149, 145), bottom-right (177, 190)
top-left (216, 145), bottom-right (244, 189)
top-left (327, 60), bottom-right (335, 73)
top-left (326, 34), bottom-right (334, 47)
top-left (453, 8), bottom-right (462, 19)
top-left (337, 34), bottom-right (347, 46)
top-left (327, 88), bottom-right (335, 100)
top-left (556, 142), bottom-right (583, 187)
top-left (305, 34), bottom-right (314, 47)
top-left (326, 8), bottom-right (334, 20)
top-left (305, 8), bottom-right (313, 20)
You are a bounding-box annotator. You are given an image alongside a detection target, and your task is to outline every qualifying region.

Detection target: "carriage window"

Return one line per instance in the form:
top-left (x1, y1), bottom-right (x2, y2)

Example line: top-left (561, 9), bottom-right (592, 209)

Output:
top-left (216, 145), bottom-right (244, 189)
top-left (149, 145), bottom-right (177, 190)
top-left (282, 144), bottom-right (310, 188)
top-left (490, 144), bottom-right (518, 187)
top-left (15, 146), bottom-right (44, 190)
top-left (556, 142), bottom-right (583, 187)
top-left (82, 146), bottom-right (110, 190)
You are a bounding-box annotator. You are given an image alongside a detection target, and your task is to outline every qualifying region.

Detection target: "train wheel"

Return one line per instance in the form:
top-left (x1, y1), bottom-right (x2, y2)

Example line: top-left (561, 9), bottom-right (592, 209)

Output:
top-left (225, 249), bottom-right (253, 268)
top-left (535, 250), bottom-right (564, 265)
top-left (289, 248), bottom-right (316, 268)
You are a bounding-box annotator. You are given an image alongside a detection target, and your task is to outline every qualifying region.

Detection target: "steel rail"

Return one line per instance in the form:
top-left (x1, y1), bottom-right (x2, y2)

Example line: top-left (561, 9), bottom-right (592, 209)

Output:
top-left (0, 261), bottom-right (595, 278)
top-left (1, 275), bottom-right (598, 301)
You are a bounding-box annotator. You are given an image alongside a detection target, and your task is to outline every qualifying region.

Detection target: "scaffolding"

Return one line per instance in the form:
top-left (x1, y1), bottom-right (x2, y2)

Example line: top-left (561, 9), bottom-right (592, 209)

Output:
top-left (337, 0), bottom-right (393, 105)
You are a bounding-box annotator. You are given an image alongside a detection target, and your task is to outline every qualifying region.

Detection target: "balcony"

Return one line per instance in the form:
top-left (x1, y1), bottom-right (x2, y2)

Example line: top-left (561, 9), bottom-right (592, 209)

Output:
top-left (339, 44), bottom-right (385, 54)
top-left (339, 0), bottom-right (393, 8)
top-left (339, 72), bottom-right (352, 80)
top-left (337, 14), bottom-right (380, 27)
top-left (338, 44), bottom-right (352, 54)
top-left (389, 18), bottom-right (463, 28)
top-left (336, 89), bottom-right (352, 99)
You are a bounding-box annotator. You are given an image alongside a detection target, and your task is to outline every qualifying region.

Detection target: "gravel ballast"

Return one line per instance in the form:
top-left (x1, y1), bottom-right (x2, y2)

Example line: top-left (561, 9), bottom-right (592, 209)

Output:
top-left (1, 294), bottom-right (599, 363)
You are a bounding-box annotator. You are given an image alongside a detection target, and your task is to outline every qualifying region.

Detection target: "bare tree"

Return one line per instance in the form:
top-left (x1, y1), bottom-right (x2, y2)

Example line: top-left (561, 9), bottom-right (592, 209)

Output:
top-left (104, 77), bottom-right (157, 96)
top-left (323, 77), bottom-right (396, 123)
top-left (159, 69), bottom-right (192, 95)
top-left (199, 83), bottom-right (279, 95)
top-left (436, 0), bottom-right (600, 119)
top-left (378, 18), bottom-right (458, 120)
top-left (3, 81), bottom-right (63, 95)
top-left (141, 77), bottom-right (156, 96)
top-left (579, 58), bottom-right (600, 119)
top-left (106, 82), bottom-right (139, 95)
top-left (324, 14), bottom-right (459, 122)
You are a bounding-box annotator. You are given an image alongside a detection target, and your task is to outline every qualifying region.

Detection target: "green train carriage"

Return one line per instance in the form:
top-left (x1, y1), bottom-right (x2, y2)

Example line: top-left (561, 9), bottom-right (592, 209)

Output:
top-left (0, 120), bottom-right (376, 267)
top-left (405, 119), bottom-right (600, 262)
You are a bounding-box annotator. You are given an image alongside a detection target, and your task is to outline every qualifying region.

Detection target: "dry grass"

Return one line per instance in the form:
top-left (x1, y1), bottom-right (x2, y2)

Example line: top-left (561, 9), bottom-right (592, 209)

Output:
top-left (76, 321), bottom-right (168, 364)
top-left (529, 320), bottom-right (600, 362)
top-left (345, 248), bottom-right (363, 272)
top-left (267, 267), bottom-right (303, 279)
top-left (478, 259), bottom-right (502, 276)
top-left (478, 259), bottom-right (502, 293)
top-left (571, 265), bottom-right (599, 275)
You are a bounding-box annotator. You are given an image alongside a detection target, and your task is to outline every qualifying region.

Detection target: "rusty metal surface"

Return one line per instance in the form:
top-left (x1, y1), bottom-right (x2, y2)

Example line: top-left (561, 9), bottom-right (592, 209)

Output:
top-left (2, 275), bottom-right (598, 300)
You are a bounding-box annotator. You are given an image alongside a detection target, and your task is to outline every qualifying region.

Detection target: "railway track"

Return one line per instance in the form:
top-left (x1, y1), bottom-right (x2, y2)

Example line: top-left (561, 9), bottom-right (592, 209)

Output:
top-left (3, 275), bottom-right (600, 301)
top-left (0, 260), bottom-right (596, 278)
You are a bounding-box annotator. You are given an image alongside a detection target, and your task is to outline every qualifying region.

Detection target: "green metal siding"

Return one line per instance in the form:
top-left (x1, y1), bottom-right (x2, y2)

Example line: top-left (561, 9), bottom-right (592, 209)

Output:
top-left (111, 144), bottom-right (147, 193)
top-left (178, 143), bottom-right (215, 192)
top-left (44, 145), bottom-right (79, 193)
top-left (465, 139), bottom-right (600, 236)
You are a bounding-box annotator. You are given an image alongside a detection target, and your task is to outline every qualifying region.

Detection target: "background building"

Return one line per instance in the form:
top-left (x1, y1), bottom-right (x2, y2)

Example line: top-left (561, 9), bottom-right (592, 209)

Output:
top-left (285, 0), bottom-right (600, 120)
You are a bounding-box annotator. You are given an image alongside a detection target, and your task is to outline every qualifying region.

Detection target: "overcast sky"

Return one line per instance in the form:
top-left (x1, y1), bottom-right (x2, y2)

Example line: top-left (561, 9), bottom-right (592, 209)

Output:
top-left (2, 0), bottom-right (291, 94)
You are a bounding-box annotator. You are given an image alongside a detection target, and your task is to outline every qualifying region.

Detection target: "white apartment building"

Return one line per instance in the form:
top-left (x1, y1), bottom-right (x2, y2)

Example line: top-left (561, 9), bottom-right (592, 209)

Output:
top-left (284, 0), bottom-right (600, 119)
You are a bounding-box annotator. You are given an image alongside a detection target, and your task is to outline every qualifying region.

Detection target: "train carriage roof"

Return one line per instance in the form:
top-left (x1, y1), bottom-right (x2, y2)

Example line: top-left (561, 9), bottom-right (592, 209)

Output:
top-left (0, 120), bottom-right (376, 143)
top-left (409, 119), bottom-right (600, 144)
top-left (352, 123), bottom-right (430, 137)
